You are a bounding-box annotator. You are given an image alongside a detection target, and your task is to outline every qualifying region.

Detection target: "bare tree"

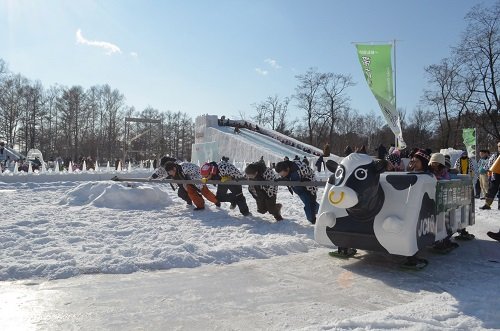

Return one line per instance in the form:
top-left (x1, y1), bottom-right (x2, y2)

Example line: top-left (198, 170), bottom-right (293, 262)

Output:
top-left (424, 58), bottom-right (466, 147)
top-left (39, 85), bottom-right (61, 157)
top-left (57, 86), bottom-right (86, 160)
top-left (20, 81), bottom-right (46, 152)
top-left (294, 68), bottom-right (323, 145)
top-left (403, 107), bottom-right (437, 149)
top-left (456, 2), bottom-right (500, 141)
top-left (0, 74), bottom-right (27, 146)
top-left (319, 73), bottom-right (355, 144)
top-left (251, 95), bottom-right (291, 133)
top-left (0, 59), bottom-right (7, 80)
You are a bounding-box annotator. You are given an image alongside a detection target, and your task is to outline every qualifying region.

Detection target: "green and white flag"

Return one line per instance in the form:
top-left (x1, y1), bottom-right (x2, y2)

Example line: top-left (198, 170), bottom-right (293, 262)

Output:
top-left (462, 128), bottom-right (476, 157)
top-left (355, 44), bottom-right (406, 149)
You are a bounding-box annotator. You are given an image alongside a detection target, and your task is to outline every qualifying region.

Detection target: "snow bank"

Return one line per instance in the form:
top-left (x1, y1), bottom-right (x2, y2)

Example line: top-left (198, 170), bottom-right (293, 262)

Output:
top-left (59, 182), bottom-right (172, 210)
top-left (0, 181), bottom-right (318, 281)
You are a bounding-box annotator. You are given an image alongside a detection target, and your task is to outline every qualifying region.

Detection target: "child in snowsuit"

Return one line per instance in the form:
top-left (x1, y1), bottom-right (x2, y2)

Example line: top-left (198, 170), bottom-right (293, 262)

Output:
top-left (275, 160), bottom-right (319, 224)
top-left (164, 161), bottom-right (219, 211)
top-left (201, 160), bottom-right (250, 216)
top-left (244, 162), bottom-right (283, 221)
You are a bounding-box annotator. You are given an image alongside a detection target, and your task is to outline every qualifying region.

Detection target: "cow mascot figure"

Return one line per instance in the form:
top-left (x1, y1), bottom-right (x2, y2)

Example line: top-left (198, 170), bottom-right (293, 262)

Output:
top-left (314, 153), bottom-right (474, 269)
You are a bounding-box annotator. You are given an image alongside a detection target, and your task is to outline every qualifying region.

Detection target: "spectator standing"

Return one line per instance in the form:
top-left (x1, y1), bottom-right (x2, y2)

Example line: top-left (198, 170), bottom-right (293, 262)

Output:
top-left (478, 149), bottom-right (491, 199)
top-left (480, 141), bottom-right (500, 210)
top-left (323, 143), bottom-right (331, 157)
top-left (315, 155), bottom-right (325, 172)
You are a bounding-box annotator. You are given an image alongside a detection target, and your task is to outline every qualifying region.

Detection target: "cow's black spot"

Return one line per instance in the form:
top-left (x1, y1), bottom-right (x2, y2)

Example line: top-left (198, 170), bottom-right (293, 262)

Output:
top-left (416, 192), bottom-right (436, 249)
top-left (325, 160), bottom-right (338, 173)
top-left (386, 175), bottom-right (418, 190)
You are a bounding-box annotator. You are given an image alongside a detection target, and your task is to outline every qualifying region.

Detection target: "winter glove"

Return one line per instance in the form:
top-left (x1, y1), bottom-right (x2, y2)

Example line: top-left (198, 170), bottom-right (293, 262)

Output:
top-left (221, 176), bottom-right (231, 183)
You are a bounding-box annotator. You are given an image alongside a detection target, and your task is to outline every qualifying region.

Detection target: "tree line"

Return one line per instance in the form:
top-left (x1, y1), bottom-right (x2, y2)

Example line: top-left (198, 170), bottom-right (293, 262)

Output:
top-left (0, 60), bottom-right (194, 164)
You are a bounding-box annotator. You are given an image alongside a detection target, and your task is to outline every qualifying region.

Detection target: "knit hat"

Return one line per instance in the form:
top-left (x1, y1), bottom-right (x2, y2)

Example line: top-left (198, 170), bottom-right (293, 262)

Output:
top-left (413, 149), bottom-right (430, 165)
top-left (429, 153), bottom-right (446, 166)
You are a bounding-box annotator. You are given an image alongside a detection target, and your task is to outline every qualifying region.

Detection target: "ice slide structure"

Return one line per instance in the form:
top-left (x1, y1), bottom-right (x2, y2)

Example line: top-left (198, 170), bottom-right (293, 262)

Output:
top-left (191, 115), bottom-right (342, 165)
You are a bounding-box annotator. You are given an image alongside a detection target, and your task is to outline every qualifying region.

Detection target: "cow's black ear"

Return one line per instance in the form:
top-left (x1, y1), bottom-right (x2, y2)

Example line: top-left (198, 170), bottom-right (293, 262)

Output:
top-left (325, 160), bottom-right (338, 173)
top-left (373, 159), bottom-right (387, 173)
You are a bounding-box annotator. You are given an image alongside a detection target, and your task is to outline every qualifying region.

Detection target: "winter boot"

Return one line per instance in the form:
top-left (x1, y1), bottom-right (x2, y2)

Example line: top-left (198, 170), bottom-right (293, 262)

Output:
top-left (487, 231), bottom-right (500, 242)
top-left (480, 198), bottom-right (493, 210)
top-left (329, 247), bottom-right (357, 258)
top-left (456, 229), bottom-right (475, 241)
top-left (230, 202), bottom-right (237, 210)
top-left (274, 214), bottom-right (284, 221)
top-left (432, 238), bottom-right (459, 253)
top-left (402, 255), bottom-right (428, 270)
top-left (273, 203), bottom-right (283, 221)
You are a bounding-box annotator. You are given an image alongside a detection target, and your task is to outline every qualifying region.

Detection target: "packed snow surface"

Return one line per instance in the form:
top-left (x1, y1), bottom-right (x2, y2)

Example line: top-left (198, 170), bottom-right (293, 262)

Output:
top-left (0, 180), bottom-right (499, 330)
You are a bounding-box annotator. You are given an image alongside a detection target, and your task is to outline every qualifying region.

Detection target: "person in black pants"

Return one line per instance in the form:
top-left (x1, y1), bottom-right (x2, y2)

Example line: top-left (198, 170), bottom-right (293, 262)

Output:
top-left (480, 142), bottom-right (500, 210)
top-left (151, 156), bottom-right (193, 206)
top-left (245, 162), bottom-right (283, 221)
top-left (275, 160), bottom-right (319, 224)
top-left (200, 160), bottom-right (250, 216)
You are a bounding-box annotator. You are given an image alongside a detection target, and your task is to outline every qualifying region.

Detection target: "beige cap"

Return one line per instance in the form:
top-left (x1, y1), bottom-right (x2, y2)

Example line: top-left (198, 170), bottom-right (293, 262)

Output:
top-left (429, 153), bottom-right (446, 166)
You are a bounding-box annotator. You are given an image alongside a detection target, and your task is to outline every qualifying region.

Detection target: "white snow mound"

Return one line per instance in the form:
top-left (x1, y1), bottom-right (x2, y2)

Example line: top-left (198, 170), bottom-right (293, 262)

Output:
top-left (59, 182), bottom-right (171, 209)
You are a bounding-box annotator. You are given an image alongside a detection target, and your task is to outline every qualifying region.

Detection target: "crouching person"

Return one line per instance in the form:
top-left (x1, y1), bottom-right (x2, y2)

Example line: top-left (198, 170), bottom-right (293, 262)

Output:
top-left (150, 156), bottom-right (192, 206)
top-left (201, 160), bottom-right (250, 216)
top-left (164, 161), bottom-right (219, 211)
top-left (275, 160), bottom-right (319, 224)
top-left (245, 162), bottom-right (283, 221)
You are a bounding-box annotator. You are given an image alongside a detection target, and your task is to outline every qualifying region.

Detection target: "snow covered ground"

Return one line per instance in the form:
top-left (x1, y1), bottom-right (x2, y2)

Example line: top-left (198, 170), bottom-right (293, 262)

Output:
top-left (0, 180), bottom-right (499, 330)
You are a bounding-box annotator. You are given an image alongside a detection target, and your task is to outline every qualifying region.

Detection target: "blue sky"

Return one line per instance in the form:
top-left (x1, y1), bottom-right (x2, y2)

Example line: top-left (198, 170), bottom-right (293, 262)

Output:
top-left (0, 0), bottom-right (487, 121)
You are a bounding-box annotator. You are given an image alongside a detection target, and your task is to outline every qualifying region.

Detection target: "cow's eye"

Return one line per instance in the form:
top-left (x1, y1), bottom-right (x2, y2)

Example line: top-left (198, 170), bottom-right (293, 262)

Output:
top-left (354, 168), bottom-right (367, 180)
top-left (335, 168), bottom-right (343, 179)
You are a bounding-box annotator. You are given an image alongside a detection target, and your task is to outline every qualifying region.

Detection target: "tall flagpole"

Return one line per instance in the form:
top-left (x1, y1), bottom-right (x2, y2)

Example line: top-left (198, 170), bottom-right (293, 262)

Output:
top-left (393, 39), bottom-right (398, 148)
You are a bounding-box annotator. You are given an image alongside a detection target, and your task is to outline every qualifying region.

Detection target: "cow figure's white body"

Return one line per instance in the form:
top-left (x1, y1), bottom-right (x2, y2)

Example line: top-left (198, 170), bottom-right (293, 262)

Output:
top-left (314, 153), bottom-right (474, 257)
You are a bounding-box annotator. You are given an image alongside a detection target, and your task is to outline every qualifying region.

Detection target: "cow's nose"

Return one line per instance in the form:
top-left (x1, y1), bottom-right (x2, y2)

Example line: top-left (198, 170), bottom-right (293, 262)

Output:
top-left (328, 187), bottom-right (358, 208)
top-left (329, 191), bottom-right (345, 204)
